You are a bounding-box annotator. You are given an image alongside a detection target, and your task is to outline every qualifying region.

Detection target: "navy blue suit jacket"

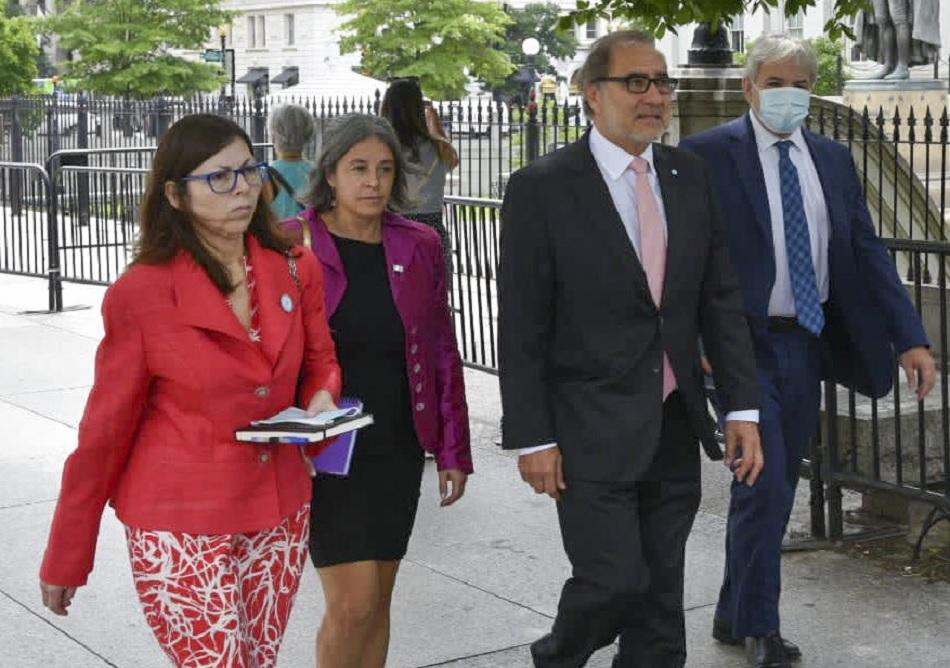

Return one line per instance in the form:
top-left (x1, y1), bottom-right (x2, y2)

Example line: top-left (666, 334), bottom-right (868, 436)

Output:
top-left (680, 114), bottom-right (928, 399)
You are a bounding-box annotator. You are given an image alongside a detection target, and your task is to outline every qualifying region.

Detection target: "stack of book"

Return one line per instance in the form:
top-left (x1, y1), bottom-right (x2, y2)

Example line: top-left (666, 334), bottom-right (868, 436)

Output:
top-left (235, 398), bottom-right (371, 475)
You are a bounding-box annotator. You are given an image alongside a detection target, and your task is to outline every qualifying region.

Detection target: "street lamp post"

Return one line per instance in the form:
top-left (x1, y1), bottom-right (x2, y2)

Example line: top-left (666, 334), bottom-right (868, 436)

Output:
top-left (520, 37), bottom-right (541, 104)
top-left (521, 37), bottom-right (541, 163)
top-left (219, 25), bottom-right (236, 102)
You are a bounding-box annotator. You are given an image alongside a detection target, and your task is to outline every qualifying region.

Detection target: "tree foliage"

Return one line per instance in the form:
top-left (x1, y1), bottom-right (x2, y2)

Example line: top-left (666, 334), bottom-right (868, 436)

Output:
top-left (41, 0), bottom-right (233, 98)
top-left (0, 13), bottom-right (39, 95)
top-left (559, 0), bottom-right (871, 41)
top-left (335, 0), bottom-right (514, 100)
top-left (492, 3), bottom-right (578, 102)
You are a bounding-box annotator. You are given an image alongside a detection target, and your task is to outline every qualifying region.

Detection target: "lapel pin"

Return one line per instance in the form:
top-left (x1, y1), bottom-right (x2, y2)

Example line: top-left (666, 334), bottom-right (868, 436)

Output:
top-left (671, 169), bottom-right (678, 176)
top-left (280, 293), bottom-right (294, 313)
top-left (393, 264), bottom-right (404, 273)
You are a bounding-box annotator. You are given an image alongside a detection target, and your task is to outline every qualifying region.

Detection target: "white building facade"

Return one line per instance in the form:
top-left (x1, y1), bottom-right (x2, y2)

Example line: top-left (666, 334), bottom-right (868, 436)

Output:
top-left (201, 0), bottom-right (950, 99)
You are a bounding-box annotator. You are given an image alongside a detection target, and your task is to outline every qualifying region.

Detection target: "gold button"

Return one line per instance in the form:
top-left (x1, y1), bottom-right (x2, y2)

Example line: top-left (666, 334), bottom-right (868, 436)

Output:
top-left (258, 452), bottom-right (271, 463)
top-left (410, 344), bottom-right (418, 354)
top-left (415, 383), bottom-right (423, 393)
top-left (415, 402), bottom-right (425, 412)
top-left (412, 363), bottom-right (421, 373)
top-left (254, 386), bottom-right (270, 398)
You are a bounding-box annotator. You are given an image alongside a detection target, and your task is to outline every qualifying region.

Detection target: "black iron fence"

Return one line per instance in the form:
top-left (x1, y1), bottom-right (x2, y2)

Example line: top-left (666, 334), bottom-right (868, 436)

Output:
top-left (2, 100), bottom-right (950, 545)
top-left (806, 98), bottom-right (950, 246)
top-left (0, 93), bottom-right (586, 199)
top-left (822, 238), bottom-right (950, 550)
top-left (445, 196), bottom-right (500, 374)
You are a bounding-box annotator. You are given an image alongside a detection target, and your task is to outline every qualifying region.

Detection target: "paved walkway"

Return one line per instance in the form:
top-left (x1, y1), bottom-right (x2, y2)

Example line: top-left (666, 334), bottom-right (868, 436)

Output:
top-left (1, 274), bottom-right (948, 667)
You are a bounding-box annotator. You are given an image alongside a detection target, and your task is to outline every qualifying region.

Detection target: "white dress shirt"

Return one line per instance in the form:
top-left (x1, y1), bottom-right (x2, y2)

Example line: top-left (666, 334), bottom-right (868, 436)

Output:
top-left (517, 126), bottom-right (757, 457)
top-left (748, 111), bottom-right (830, 315)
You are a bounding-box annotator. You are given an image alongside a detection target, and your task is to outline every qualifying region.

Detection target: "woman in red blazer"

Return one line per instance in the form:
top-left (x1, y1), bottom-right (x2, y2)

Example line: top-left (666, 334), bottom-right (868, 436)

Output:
top-left (283, 114), bottom-right (472, 668)
top-left (38, 114), bottom-right (341, 668)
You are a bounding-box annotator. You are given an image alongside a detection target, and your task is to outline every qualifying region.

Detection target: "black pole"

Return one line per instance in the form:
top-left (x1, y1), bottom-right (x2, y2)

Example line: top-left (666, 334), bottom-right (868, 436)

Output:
top-left (526, 88), bottom-right (540, 163)
top-left (220, 32), bottom-right (227, 99)
top-left (252, 94), bottom-right (266, 162)
top-left (836, 54), bottom-right (844, 95)
top-left (76, 92), bottom-right (90, 227)
top-left (10, 96), bottom-right (23, 217)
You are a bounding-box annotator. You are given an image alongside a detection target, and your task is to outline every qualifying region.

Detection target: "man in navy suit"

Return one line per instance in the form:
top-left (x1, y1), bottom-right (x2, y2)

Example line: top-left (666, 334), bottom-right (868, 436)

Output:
top-left (681, 35), bottom-right (935, 668)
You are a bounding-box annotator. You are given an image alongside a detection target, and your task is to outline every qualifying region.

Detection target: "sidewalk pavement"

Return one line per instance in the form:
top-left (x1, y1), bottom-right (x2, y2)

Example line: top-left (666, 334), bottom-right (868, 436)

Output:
top-left (1, 273), bottom-right (948, 668)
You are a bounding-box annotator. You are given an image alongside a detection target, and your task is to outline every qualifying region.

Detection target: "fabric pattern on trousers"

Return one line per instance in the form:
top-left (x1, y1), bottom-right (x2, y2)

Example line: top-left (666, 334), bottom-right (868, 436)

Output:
top-left (125, 503), bottom-right (310, 668)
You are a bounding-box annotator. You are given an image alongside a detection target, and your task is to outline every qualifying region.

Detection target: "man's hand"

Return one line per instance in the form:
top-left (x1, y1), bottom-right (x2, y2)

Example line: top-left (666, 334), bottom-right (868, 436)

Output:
top-left (723, 421), bottom-right (763, 486)
top-left (518, 447), bottom-right (566, 500)
top-left (41, 581), bottom-right (77, 616)
top-left (899, 346), bottom-right (936, 401)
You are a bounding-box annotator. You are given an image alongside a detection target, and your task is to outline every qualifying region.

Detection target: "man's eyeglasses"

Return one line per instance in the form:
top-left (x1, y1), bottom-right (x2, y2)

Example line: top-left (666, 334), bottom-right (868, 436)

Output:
top-left (179, 162), bottom-right (269, 194)
top-left (592, 74), bottom-right (678, 95)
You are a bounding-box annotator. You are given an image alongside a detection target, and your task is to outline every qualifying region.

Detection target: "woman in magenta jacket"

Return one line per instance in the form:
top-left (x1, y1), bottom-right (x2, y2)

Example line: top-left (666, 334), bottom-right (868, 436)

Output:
top-left (284, 113), bottom-right (472, 668)
top-left (39, 114), bottom-right (341, 668)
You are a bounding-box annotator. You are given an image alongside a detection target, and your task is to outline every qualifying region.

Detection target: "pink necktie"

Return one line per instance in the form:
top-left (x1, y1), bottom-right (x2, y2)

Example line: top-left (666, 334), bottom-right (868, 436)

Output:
top-left (632, 156), bottom-right (676, 399)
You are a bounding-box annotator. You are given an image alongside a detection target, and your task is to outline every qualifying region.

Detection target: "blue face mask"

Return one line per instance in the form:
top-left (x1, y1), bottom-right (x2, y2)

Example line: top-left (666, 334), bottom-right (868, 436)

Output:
top-left (755, 86), bottom-right (811, 135)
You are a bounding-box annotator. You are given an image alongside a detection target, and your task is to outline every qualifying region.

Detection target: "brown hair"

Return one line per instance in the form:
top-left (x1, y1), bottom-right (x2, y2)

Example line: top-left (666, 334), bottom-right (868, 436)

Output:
top-left (578, 29), bottom-right (656, 116)
top-left (133, 114), bottom-right (293, 294)
top-left (299, 113), bottom-right (413, 213)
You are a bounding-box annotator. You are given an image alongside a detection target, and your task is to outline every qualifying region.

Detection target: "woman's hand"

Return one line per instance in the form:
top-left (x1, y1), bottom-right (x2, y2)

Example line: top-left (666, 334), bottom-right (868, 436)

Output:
top-left (438, 469), bottom-right (468, 507)
top-left (40, 581), bottom-right (78, 616)
top-left (305, 389), bottom-right (337, 416)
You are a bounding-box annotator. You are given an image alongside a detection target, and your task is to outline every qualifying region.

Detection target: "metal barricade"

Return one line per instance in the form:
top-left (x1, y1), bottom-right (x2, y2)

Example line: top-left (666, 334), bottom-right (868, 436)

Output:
top-left (444, 196), bottom-right (502, 374)
top-left (0, 161), bottom-right (59, 311)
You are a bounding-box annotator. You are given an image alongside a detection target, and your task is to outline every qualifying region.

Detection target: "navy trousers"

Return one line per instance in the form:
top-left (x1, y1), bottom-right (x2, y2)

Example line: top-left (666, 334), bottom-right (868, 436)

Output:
top-left (715, 327), bottom-right (822, 638)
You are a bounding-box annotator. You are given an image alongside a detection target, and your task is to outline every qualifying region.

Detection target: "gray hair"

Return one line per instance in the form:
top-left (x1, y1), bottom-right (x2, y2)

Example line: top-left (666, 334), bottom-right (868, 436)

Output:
top-left (268, 104), bottom-right (315, 154)
top-left (298, 114), bottom-right (413, 212)
top-left (578, 29), bottom-right (657, 116)
top-left (744, 34), bottom-right (818, 84)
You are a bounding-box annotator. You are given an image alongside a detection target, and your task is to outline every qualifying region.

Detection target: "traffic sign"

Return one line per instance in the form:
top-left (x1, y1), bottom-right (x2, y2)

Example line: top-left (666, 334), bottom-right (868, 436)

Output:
top-left (203, 49), bottom-right (224, 63)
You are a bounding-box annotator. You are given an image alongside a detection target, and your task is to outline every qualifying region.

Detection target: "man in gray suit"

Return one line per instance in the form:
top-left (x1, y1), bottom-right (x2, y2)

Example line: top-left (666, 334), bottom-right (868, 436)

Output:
top-left (499, 30), bottom-right (765, 667)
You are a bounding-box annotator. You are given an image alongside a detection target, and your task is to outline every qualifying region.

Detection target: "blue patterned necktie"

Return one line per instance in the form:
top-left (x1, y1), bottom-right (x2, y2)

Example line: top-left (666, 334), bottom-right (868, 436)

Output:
top-left (776, 140), bottom-right (824, 336)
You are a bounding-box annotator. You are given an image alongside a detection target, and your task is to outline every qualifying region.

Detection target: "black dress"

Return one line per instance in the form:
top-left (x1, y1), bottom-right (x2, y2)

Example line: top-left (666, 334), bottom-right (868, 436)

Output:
top-left (309, 234), bottom-right (425, 567)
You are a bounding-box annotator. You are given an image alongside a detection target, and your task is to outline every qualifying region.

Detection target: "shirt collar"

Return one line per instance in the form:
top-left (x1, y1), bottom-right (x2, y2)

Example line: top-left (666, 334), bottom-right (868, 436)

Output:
top-left (748, 110), bottom-right (807, 155)
top-left (589, 123), bottom-right (655, 181)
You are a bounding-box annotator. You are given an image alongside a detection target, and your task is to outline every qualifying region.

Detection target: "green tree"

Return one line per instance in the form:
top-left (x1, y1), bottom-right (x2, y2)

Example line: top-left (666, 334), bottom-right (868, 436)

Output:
top-left (810, 36), bottom-right (849, 96)
top-left (41, 0), bottom-right (233, 98)
top-left (0, 13), bottom-right (39, 95)
top-left (734, 36), bottom-right (848, 96)
top-left (336, 0), bottom-right (514, 100)
top-left (559, 1), bottom-right (870, 40)
top-left (492, 3), bottom-right (578, 102)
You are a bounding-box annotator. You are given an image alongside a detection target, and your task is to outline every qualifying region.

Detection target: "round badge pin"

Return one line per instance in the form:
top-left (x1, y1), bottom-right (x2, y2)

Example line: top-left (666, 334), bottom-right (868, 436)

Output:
top-left (280, 293), bottom-right (294, 312)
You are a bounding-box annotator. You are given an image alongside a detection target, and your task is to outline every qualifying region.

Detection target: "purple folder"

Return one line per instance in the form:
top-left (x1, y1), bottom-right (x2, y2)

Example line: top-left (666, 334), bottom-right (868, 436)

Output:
top-left (311, 398), bottom-right (363, 476)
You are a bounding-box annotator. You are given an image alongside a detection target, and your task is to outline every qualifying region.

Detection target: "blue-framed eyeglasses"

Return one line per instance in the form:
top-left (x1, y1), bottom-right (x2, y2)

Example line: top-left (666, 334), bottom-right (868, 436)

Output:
top-left (179, 162), bottom-right (270, 194)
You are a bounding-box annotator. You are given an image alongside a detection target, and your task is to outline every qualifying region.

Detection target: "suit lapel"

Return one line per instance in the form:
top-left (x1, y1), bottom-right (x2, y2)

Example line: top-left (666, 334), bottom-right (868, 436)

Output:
top-left (653, 145), bottom-right (685, 305)
top-left (803, 129), bottom-right (846, 245)
top-left (381, 213), bottom-right (418, 322)
top-left (308, 214), bottom-right (347, 314)
top-left (172, 250), bottom-right (253, 344)
top-left (249, 235), bottom-right (298, 368)
top-left (566, 135), bottom-right (653, 305)
top-left (729, 116), bottom-right (773, 245)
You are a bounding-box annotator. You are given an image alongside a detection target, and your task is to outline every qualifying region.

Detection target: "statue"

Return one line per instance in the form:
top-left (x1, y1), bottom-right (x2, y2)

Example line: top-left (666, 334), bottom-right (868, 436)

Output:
top-left (854, 0), bottom-right (940, 80)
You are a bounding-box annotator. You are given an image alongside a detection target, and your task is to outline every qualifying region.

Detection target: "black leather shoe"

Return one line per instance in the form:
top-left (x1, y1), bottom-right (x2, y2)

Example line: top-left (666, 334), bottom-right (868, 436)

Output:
top-left (713, 618), bottom-right (800, 660)
top-left (745, 633), bottom-right (791, 668)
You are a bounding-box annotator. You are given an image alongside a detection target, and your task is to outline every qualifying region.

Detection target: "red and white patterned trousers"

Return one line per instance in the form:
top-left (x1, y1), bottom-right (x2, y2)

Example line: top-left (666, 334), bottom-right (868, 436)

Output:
top-left (125, 504), bottom-right (310, 668)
